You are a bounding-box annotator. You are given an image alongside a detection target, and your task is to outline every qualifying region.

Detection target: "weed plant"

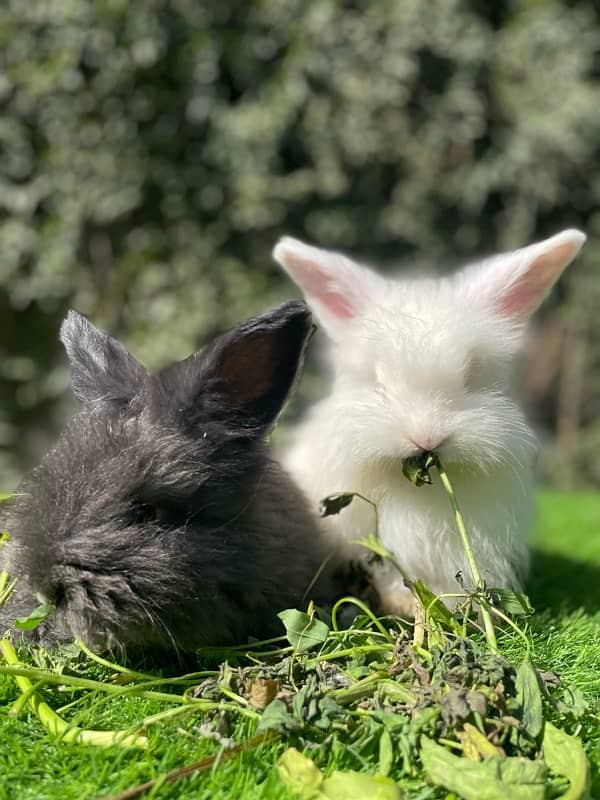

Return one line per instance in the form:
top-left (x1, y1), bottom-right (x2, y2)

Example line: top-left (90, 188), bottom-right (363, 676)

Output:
top-left (0, 468), bottom-right (598, 800)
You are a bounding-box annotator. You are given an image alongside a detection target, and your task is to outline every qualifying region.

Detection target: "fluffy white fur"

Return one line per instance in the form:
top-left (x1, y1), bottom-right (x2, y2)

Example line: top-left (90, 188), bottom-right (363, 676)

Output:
top-left (273, 230), bottom-right (586, 613)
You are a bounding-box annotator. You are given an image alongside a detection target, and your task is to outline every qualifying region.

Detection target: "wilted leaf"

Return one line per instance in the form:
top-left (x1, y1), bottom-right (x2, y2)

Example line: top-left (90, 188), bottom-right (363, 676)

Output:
top-left (321, 770), bottom-right (403, 800)
top-left (515, 658), bottom-right (543, 739)
top-left (542, 722), bottom-right (591, 800)
top-left (420, 736), bottom-right (547, 800)
top-left (377, 680), bottom-right (417, 706)
top-left (248, 678), bottom-right (280, 711)
top-left (277, 747), bottom-right (323, 798)
top-left (278, 609), bottom-right (329, 653)
top-left (256, 699), bottom-right (297, 734)
top-left (402, 454), bottom-right (435, 487)
top-left (466, 690), bottom-right (488, 717)
top-left (14, 602), bottom-right (55, 631)
top-left (319, 493), bottom-right (356, 517)
top-left (457, 722), bottom-right (503, 761)
top-left (440, 689), bottom-right (471, 725)
top-left (489, 589), bottom-right (534, 617)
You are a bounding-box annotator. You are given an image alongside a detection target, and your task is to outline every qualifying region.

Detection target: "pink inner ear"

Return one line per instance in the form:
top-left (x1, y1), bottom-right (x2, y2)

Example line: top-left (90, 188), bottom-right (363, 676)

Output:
top-left (317, 291), bottom-right (356, 319)
top-left (278, 249), bottom-right (362, 321)
top-left (498, 241), bottom-right (579, 318)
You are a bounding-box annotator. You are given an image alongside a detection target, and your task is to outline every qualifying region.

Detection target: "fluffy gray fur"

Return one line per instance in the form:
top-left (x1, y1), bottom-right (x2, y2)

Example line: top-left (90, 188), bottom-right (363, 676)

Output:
top-left (0, 301), bottom-right (341, 656)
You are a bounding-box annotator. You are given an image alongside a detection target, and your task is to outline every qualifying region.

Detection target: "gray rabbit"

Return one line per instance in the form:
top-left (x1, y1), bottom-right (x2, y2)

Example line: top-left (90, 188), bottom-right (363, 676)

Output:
top-left (0, 301), bottom-right (342, 655)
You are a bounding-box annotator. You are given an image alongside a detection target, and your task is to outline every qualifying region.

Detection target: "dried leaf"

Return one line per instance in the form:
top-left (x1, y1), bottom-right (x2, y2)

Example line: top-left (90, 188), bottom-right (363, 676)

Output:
top-left (278, 609), bottom-right (329, 653)
top-left (440, 689), bottom-right (471, 725)
top-left (515, 658), bottom-right (543, 739)
top-left (466, 690), bottom-right (488, 717)
top-left (542, 722), bottom-right (591, 800)
top-left (248, 678), bottom-right (280, 710)
top-left (420, 736), bottom-right (547, 800)
top-left (319, 493), bottom-right (356, 517)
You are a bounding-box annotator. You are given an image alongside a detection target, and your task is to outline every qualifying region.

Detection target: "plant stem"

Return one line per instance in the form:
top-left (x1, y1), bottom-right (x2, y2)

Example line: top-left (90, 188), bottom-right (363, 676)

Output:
top-left (432, 456), bottom-right (498, 653)
top-left (0, 662), bottom-right (198, 703)
top-left (433, 458), bottom-right (482, 587)
top-left (306, 643), bottom-right (394, 667)
top-left (74, 639), bottom-right (156, 682)
top-left (0, 639), bottom-right (147, 748)
top-left (331, 596), bottom-right (392, 640)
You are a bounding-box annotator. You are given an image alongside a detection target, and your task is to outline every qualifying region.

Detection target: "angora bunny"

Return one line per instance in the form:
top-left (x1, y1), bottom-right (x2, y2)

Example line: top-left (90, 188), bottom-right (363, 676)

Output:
top-left (273, 230), bottom-right (586, 614)
top-left (0, 301), bottom-right (342, 654)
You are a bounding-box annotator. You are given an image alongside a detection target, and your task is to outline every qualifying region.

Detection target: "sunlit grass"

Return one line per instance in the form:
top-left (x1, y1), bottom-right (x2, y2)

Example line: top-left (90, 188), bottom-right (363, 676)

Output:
top-left (0, 491), bottom-right (598, 800)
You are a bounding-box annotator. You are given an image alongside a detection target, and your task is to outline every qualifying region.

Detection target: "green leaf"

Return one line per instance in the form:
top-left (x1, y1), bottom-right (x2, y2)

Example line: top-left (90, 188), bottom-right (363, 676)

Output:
top-left (457, 722), bottom-right (503, 760)
top-left (420, 736), bottom-right (547, 800)
top-left (277, 747), bottom-right (323, 798)
top-left (278, 609), bottom-right (330, 653)
top-left (515, 658), bottom-right (544, 739)
top-left (412, 580), bottom-right (462, 635)
top-left (488, 588), bottom-right (534, 616)
top-left (256, 699), bottom-right (297, 734)
top-left (401, 454), bottom-right (435, 487)
top-left (354, 534), bottom-right (394, 562)
top-left (277, 749), bottom-right (404, 800)
top-left (14, 603), bottom-right (55, 631)
top-left (319, 493), bottom-right (356, 517)
top-left (378, 726), bottom-right (394, 776)
top-left (321, 770), bottom-right (403, 800)
top-left (542, 722), bottom-right (591, 800)
top-left (556, 686), bottom-right (589, 719)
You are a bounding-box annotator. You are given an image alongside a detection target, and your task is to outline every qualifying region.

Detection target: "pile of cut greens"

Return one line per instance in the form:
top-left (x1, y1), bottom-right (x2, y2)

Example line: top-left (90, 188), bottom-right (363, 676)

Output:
top-left (0, 458), bottom-right (593, 799)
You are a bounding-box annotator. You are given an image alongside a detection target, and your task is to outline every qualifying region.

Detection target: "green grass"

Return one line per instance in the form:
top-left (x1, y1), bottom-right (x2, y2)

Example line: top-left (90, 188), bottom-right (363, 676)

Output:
top-left (0, 491), bottom-right (599, 800)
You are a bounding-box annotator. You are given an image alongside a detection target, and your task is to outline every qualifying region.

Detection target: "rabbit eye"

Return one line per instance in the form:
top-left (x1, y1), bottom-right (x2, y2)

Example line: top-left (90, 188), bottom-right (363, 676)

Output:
top-left (130, 503), bottom-right (158, 525)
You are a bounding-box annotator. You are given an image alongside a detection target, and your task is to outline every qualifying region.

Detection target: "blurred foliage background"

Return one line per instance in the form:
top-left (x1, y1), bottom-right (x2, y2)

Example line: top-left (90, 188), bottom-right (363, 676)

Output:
top-left (0, 0), bottom-right (599, 489)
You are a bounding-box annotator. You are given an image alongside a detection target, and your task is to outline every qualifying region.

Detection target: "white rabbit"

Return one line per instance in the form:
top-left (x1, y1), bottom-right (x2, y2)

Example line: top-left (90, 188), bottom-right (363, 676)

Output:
top-left (273, 230), bottom-right (586, 614)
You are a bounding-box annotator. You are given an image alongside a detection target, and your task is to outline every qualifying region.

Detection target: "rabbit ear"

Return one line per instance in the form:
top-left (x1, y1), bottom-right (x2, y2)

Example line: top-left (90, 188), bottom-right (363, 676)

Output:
top-left (60, 311), bottom-right (147, 406)
top-left (273, 237), bottom-right (383, 339)
top-left (464, 229), bottom-right (586, 319)
top-left (163, 301), bottom-right (314, 432)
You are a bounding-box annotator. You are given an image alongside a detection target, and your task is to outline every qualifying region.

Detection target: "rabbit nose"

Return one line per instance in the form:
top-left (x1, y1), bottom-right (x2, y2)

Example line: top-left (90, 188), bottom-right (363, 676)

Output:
top-left (411, 436), bottom-right (444, 453)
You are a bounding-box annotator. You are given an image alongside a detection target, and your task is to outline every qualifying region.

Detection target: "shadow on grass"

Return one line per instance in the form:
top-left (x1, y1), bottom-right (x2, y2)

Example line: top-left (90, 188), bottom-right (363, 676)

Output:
top-left (528, 549), bottom-right (600, 615)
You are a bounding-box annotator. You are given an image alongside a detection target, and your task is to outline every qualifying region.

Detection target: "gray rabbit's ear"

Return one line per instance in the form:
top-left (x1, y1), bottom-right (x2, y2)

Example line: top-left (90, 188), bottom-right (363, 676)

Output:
top-left (161, 300), bottom-right (314, 433)
top-left (60, 311), bottom-right (147, 406)
top-left (210, 299), bottom-right (314, 428)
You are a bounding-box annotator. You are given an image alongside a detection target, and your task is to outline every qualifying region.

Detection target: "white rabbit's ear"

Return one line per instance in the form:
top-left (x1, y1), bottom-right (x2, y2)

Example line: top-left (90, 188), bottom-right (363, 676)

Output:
top-left (60, 311), bottom-right (147, 406)
top-left (468, 229), bottom-right (586, 319)
top-left (273, 237), bottom-right (382, 338)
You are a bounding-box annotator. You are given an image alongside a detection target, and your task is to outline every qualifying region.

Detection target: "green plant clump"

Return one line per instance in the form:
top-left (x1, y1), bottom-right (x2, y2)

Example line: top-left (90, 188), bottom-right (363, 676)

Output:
top-left (0, 461), bottom-right (596, 799)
